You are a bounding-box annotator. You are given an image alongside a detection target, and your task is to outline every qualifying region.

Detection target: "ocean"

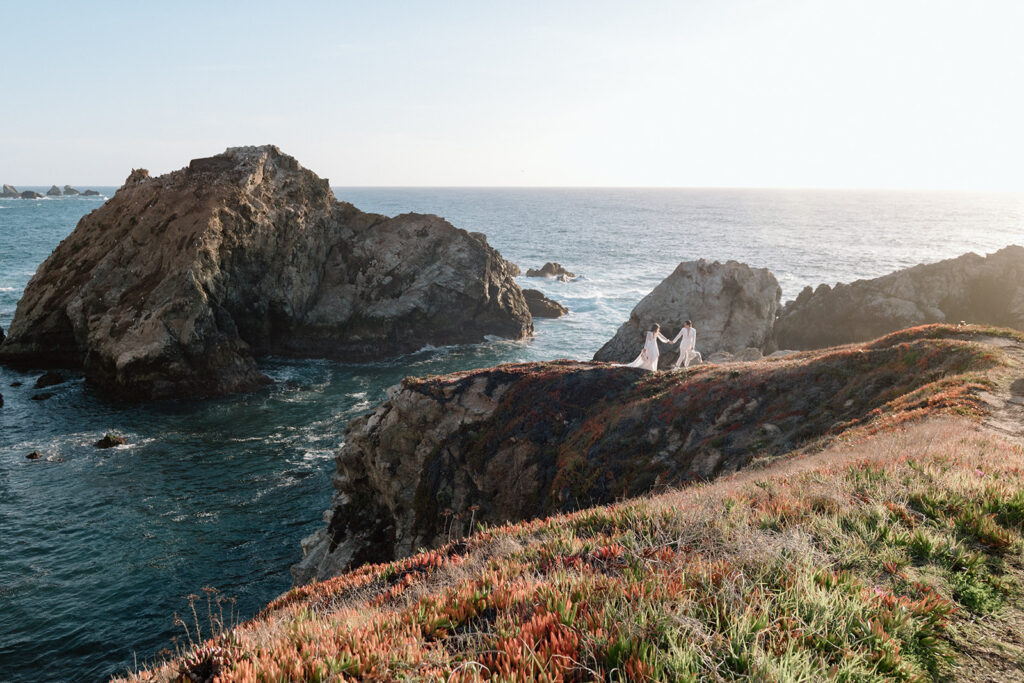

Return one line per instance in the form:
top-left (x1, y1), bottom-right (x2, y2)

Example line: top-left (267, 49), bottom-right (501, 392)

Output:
top-left (1, 186), bottom-right (1021, 681)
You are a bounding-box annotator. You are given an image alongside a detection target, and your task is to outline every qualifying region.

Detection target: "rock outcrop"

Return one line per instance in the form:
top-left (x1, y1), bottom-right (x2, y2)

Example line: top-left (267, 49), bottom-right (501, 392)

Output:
top-left (775, 246), bottom-right (1024, 349)
top-left (593, 260), bottom-right (781, 368)
top-left (526, 262), bottom-right (575, 279)
top-left (81, 189), bottom-right (100, 196)
top-left (292, 326), bottom-right (997, 583)
top-left (20, 190), bottom-right (42, 199)
top-left (63, 185), bottom-right (80, 195)
top-left (0, 145), bottom-right (532, 399)
top-left (1, 184), bottom-right (19, 197)
top-left (522, 289), bottom-right (568, 318)
top-left (46, 185), bottom-right (62, 196)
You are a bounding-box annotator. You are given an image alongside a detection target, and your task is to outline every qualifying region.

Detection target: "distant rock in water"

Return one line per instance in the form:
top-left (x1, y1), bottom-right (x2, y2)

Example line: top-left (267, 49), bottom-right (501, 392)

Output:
top-left (774, 245), bottom-right (1024, 349)
top-left (19, 190), bottom-right (42, 199)
top-left (81, 189), bottom-right (100, 196)
top-left (0, 145), bottom-right (532, 399)
top-left (94, 433), bottom-right (126, 448)
top-left (593, 259), bottom-right (781, 368)
top-left (62, 185), bottom-right (81, 196)
top-left (522, 289), bottom-right (568, 318)
top-left (1, 184), bottom-right (19, 197)
top-left (26, 451), bottom-right (42, 460)
top-left (526, 262), bottom-right (575, 279)
top-left (34, 371), bottom-right (66, 389)
top-left (46, 185), bottom-right (62, 197)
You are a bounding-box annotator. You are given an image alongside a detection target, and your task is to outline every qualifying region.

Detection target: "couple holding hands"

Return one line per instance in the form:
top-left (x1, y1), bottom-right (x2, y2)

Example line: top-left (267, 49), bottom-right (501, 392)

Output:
top-left (623, 320), bottom-right (701, 372)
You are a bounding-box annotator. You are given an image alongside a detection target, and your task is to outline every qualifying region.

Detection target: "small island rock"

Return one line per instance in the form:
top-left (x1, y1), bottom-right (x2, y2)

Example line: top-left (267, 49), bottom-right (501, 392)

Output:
top-left (94, 433), bottom-right (126, 448)
top-left (522, 289), bottom-right (569, 318)
top-left (593, 259), bottom-right (781, 368)
top-left (34, 371), bottom-right (66, 389)
top-left (81, 189), bottom-right (101, 196)
top-left (526, 262), bottom-right (576, 279)
top-left (0, 145), bottom-right (532, 399)
top-left (62, 185), bottom-right (81, 195)
top-left (20, 190), bottom-right (43, 199)
top-left (26, 451), bottom-right (42, 459)
top-left (46, 185), bottom-right (62, 197)
top-left (1, 184), bottom-right (19, 197)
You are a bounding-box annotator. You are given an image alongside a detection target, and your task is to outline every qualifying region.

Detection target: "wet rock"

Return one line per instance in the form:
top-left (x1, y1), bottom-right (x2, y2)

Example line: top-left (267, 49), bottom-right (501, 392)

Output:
top-left (46, 185), bottom-right (62, 196)
top-left (775, 245), bottom-right (1024, 349)
top-left (31, 392), bottom-right (54, 401)
top-left (0, 145), bottom-right (531, 399)
top-left (526, 262), bottom-right (576, 279)
top-left (94, 433), bottom-right (126, 448)
top-left (26, 451), bottom-right (42, 459)
top-left (20, 190), bottom-right (43, 199)
top-left (594, 259), bottom-right (781, 368)
top-left (10, 381), bottom-right (22, 387)
top-left (0, 392), bottom-right (3, 407)
top-left (522, 289), bottom-right (568, 318)
top-left (34, 371), bottom-right (66, 389)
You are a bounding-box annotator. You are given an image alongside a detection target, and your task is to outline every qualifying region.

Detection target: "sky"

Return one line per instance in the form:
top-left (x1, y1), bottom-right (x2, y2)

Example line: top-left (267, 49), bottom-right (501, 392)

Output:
top-left (1, 0), bottom-right (1022, 190)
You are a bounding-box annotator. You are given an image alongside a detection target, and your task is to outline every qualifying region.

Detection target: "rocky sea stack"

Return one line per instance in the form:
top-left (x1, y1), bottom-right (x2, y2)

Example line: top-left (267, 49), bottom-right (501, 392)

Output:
top-left (0, 145), bottom-right (532, 399)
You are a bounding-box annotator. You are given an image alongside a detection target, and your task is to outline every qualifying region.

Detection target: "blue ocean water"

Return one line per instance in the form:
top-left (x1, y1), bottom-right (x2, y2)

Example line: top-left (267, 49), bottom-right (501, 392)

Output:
top-left (0, 187), bottom-right (1022, 681)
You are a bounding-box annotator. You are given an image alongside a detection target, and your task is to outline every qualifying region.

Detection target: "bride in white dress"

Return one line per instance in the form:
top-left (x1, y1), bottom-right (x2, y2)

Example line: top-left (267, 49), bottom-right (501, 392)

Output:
top-left (622, 323), bottom-right (672, 371)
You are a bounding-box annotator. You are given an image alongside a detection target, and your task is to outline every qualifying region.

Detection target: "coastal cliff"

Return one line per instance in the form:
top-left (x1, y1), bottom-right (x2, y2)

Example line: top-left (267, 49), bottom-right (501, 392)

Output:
top-left (293, 324), bottom-right (1003, 583)
top-left (0, 146), bottom-right (532, 399)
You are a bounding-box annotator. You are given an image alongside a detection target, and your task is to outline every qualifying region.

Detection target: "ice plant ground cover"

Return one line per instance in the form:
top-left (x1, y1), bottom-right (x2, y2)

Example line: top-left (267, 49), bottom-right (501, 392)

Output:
top-left (121, 326), bottom-right (1024, 682)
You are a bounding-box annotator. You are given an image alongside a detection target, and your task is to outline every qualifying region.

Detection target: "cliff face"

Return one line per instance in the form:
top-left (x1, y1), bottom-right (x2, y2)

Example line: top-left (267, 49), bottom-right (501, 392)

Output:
top-left (593, 259), bottom-right (781, 367)
top-left (774, 245), bottom-right (1024, 349)
top-left (293, 325), bottom-right (1000, 583)
top-left (0, 146), bottom-right (531, 398)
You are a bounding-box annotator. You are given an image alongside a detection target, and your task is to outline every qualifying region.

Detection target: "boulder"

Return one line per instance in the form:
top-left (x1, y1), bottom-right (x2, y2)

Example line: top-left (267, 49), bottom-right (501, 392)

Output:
top-left (522, 289), bottom-right (568, 318)
top-left (0, 146), bottom-right (532, 399)
top-left (81, 189), bottom-right (100, 196)
top-left (593, 260), bottom-right (781, 369)
top-left (94, 433), bottom-right (126, 448)
top-left (774, 245), bottom-right (1024, 349)
top-left (20, 191), bottom-right (42, 199)
top-left (26, 451), bottom-right (42, 460)
top-left (62, 185), bottom-right (81, 195)
top-left (46, 185), bottom-right (62, 196)
top-left (34, 371), bottom-right (66, 389)
top-left (526, 262), bottom-right (576, 279)
top-left (1, 184), bottom-right (19, 197)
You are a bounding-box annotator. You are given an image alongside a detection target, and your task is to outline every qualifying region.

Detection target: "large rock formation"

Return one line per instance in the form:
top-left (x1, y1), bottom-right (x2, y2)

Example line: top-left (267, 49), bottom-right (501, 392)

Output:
top-left (292, 326), bottom-right (995, 583)
top-left (593, 260), bottom-right (781, 368)
top-left (62, 185), bottom-right (81, 196)
top-left (1, 184), bottom-right (19, 197)
top-left (19, 190), bottom-right (42, 199)
top-left (0, 146), bottom-right (532, 399)
top-left (46, 185), bottom-right (62, 196)
top-left (775, 246), bottom-right (1024, 349)
top-left (522, 289), bottom-right (568, 318)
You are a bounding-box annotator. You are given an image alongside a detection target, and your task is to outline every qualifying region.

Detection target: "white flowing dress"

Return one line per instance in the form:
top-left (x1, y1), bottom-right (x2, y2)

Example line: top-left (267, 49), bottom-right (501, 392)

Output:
top-left (623, 330), bottom-right (671, 371)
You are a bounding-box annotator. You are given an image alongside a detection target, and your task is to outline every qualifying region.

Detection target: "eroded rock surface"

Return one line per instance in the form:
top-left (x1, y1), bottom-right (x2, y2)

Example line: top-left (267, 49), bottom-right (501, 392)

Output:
top-left (0, 146), bottom-right (532, 398)
top-left (293, 327), bottom-right (995, 584)
top-left (775, 246), bottom-right (1024, 349)
top-left (593, 260), bottom-right (781, 368)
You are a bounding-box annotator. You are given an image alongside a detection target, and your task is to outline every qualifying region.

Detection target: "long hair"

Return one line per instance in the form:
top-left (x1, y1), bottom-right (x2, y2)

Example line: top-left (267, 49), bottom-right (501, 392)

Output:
top-left (648, 323), bottom-right (660, 334)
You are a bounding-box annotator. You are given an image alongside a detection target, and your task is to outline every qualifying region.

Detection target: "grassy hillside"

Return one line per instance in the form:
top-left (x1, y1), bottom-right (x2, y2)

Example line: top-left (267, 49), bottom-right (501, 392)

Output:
top-left (122, 325), bottom-right (1024, 682)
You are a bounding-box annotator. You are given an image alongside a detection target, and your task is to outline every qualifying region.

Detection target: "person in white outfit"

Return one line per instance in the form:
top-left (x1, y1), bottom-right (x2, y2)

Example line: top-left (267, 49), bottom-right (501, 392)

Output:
top-left (671, 319), bottom-right (701, 369)
top-left (622, 323), bottom-right (672, 371)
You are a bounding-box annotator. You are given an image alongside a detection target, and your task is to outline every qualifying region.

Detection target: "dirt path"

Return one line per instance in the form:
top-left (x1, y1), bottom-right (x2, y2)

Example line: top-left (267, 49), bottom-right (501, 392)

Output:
top-left (974, 335), bottom-right (1024, 445)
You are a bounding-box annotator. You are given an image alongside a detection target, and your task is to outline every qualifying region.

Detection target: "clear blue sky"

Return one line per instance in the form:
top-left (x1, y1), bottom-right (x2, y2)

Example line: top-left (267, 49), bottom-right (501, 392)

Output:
top-left (2, 0), bottom-right (1021, 189)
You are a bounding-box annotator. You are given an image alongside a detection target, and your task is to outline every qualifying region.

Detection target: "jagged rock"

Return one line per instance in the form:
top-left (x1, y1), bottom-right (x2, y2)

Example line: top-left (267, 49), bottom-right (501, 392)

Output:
top-left (0, 146), bottom-right (532, 399)
top-left (1, 184), bottom-right (19, 197)
top-left (81, 189), bottom-right (100, 196)
top-left (593, 260), bottom-right (781, 369)
top-left (292, 327), bottom-right (992, 583)
top-left (94, 433), bottom-right (126, 448)
top-left (526, 262), bottom-right (575, 279)
top-left (34, 371), bottom-right (66, 389)
top-left (20, 191), bottom-right (42, 199)
top-left (775, 246), bottom-right (1024, 349)
top-left (46, 185), bottom-right (62, 196)
top-left (63, 185), bottom-right (81, 195)
top-left (26, 451), bottom-right (42, 459)
top-left (522, 289), bottom-right (568, 318)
